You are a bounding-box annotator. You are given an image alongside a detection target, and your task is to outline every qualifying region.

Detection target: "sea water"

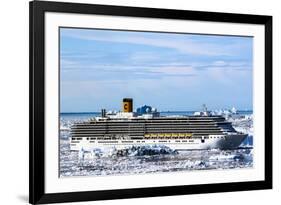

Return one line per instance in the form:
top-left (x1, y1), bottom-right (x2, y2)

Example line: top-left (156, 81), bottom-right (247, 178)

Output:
top-left (59, 111), bottom-right (253, 177)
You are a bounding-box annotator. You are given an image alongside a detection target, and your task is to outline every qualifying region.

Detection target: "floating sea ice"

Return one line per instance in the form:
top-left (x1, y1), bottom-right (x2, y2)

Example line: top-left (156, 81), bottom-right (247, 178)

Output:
top-left (93, 145), bottom-right (179, 157)
top-left (90, 148), bottom-right (103, 158)
top-left (60, 125), bottom-right (70, 131)
top-left (209, 154), bottom-right (243, 161)
top-left (183, 160), bottom-right (205, 169)
top-left (78, 148), bottom-right (85, 166)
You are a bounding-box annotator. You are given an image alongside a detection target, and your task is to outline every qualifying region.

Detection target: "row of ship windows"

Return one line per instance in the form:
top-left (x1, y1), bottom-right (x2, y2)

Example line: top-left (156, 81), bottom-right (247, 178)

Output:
top-left (71, 140), bottom-right (196, 144)
top-left (71, 136), bottom-right (225, 141)
top-left (210, 136), bottom-right (225, 139)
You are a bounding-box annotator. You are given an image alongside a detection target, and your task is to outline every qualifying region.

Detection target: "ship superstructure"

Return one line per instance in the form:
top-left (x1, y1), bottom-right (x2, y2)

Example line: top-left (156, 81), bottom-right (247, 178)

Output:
top-left (69, 98), bottom-right (247, 151)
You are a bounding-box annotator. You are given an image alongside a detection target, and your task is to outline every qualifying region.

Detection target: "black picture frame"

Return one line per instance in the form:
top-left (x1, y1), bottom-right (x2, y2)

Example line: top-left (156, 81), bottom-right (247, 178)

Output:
top-left (29, 0), bottom-right (272, 204)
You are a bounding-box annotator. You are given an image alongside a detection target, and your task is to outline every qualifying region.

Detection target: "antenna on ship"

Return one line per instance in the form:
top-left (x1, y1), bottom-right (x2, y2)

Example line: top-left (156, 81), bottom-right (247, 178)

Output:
top-left (202, 104), bottom-right (207, 112)
top-left (202, 104), bottom-right (210, 116)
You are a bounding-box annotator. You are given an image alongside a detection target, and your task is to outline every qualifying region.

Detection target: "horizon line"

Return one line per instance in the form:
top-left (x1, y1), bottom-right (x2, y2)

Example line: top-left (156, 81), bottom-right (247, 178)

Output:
top-left (60, 109), bottom-right (253, 114)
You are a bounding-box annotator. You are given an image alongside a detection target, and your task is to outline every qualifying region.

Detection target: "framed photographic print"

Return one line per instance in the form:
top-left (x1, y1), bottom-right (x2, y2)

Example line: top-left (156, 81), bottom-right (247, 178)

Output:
top-left (29, 0), bottom-right (272, 204)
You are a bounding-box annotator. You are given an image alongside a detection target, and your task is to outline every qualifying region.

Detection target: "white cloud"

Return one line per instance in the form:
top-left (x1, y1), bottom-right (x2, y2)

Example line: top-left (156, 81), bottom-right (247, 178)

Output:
top-left (61, 29), bottom-right (240, 56)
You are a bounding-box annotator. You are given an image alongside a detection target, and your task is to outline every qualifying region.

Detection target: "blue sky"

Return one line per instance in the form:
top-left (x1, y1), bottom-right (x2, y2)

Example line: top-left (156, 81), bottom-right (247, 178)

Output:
top-left (60, 28), bottom-right (253, 112)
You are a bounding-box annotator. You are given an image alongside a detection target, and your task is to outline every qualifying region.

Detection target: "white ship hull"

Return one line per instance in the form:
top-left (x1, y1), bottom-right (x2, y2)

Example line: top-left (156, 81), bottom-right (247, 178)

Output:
top-left (70, 134), bottom-right (247, 151)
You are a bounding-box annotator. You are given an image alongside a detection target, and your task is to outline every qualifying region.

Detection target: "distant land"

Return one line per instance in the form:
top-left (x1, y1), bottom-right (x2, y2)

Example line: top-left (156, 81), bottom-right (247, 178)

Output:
top-left (60, 109), bottom-right (253, 114)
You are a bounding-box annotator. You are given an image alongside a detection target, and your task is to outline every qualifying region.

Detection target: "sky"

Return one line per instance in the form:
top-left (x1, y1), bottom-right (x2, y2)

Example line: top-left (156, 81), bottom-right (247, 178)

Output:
top-left (60, 28), bottom-right (253, 113)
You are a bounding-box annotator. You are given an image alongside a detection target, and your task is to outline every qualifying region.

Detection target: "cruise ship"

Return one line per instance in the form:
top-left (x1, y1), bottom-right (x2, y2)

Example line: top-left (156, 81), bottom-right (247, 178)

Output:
top-left (70, 98), bottom-right (247, 151)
